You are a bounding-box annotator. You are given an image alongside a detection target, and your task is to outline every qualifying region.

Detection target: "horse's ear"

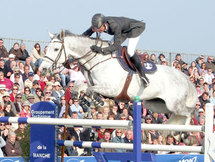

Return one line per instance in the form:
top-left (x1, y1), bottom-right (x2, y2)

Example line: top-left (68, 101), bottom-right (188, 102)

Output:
top-left (49, 32), bottom-right (55, 39)
top-left (60, 29), bottom-right (65, 40)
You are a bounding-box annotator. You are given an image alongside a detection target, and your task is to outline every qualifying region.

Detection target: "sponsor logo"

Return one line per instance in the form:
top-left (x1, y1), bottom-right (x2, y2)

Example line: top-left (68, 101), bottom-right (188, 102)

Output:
top-left (179, 156), bottom-right (198, 162)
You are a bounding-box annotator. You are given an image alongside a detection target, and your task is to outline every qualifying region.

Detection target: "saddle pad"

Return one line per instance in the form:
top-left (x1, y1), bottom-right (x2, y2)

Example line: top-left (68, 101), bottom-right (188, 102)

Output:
top-left (143, 61), bottom-right (157, 74)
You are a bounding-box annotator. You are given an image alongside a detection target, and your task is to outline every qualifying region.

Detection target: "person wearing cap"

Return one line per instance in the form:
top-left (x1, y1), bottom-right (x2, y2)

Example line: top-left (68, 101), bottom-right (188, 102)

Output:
top-left (27, 94), bottom-right (35, 106)
top-left (24, 72), bottom-right (34, 89)
top-left (2, 91), bottom-right (17, 114)
top-left (5, 54), bottom-right (15, 72)
top-left (20, 101), bottom-right (31, 117)
top-left (52, 82), bottom-right (64, 104)
top-left (8, 42), bottom-right (22, 60)
top-left (82, 13), bottom-right (149, 86)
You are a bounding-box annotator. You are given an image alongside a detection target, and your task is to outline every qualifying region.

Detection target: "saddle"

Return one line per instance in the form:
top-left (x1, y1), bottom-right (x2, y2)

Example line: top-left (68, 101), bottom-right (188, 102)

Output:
top-left (119, 46), bottom-right (157, 73)
top-left (114, 46), bottom-right (157, 101)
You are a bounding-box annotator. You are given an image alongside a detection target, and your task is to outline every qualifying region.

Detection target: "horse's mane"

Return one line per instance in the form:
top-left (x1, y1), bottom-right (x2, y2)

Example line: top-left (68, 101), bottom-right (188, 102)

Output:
top-left (56, 30), bottom-right (109, 43)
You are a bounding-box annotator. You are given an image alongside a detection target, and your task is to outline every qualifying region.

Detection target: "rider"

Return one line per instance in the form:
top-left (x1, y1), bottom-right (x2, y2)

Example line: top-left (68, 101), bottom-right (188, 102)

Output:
top-left (82, 13), bottom-right (149, 86)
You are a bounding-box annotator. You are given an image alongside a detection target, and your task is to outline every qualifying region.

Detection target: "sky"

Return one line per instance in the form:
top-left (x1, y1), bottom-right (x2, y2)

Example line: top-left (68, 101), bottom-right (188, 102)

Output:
top-left (0, 0), bottom-right (215, 55)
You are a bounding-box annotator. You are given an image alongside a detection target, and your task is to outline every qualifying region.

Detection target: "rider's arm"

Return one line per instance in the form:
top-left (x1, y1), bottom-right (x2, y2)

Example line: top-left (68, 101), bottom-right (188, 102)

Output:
top-left (102, 24), bottom-right (122, 54)
top-left (82, 27), bottom-right (94, 37)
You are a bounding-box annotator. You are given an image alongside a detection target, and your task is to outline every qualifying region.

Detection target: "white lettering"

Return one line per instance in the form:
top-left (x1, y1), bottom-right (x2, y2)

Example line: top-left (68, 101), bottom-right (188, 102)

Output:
top-left (179, 156), bottom-right (197, 162)
top-left (33, 153), bottom-right (51, 158)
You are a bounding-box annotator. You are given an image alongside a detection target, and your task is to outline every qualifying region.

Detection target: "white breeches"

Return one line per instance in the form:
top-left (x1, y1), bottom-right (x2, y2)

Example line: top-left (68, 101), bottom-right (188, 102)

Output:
top-left (127, 36), bottom-right (140, 57)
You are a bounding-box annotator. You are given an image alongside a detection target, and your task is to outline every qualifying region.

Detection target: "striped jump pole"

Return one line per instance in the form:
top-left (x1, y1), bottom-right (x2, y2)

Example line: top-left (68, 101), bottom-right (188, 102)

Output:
top-left (57, 140), bottom-right (203, 153)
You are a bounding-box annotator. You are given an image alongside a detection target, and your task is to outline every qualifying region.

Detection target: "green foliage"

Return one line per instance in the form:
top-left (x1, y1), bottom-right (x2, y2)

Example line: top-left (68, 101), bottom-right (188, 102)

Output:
top-left (20, 124), bottom-right (30, 161)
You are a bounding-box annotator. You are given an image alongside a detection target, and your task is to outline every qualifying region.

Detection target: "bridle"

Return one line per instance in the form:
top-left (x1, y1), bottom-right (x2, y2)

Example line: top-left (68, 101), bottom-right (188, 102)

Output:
top-left (44, 38), bottom-right (68, 71)
top-left (44, 34), bottom-right (118, 85)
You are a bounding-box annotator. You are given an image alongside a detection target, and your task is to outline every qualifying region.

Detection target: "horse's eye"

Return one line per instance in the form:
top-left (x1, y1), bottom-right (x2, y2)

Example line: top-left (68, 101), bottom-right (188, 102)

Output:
top-left (54, 48), bottom-right (59, 51)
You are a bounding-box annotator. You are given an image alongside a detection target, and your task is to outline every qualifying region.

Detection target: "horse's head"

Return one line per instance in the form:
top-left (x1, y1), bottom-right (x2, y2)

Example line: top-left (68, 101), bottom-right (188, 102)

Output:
top-left (40, 29), bottom-right (109, 72)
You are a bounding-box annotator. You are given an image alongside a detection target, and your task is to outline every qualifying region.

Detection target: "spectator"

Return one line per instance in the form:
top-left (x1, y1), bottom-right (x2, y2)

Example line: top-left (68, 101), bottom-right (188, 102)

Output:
top-left (15, 123), bottom-right (26, 141)
top-left (70, 98), bottom-right (83, 119)
top-left (17, 62), bottom-right (24, 74)
top-left (175, 53), bottom-right (186, 66)
top-left (22, 65), bottom-right (30, 82)
top-left (8, 42), bottom-right (22, 60)
top-left (149, 54), bottom-right (157, 64)
top-left (3, 103), bottom-right (15, 117)
top-left (0, 84), bottom-right (6, 104)
top-left (30, 43), bottom-right (44, 68)
top-left (24, 72), bottom-right (34, 89)
top-left (0, 136), bottom-right (6, 157)
top-left (0, 71), bottom-right (13, 91)
top-left (2, 92), bottom-right (16, 113)
top-left (31, 80), bottom-right (40, 95)
top-left (198, 92), bottom-right (210, 106)
top-left (38, 73), bottom-right (47, 91)
top-left (10, 85), bottom-right (19, 103)
top-left (52, 82), bottom-right (64, 104)
top-left (152, 112), bottom-right (163, 124)
top-left (27, 94), bottom-right (35, 106)
top-left (19, 43), bottom-right (29, 61)
top-left (111, 129), bottom-right (126, 152)
top-left (68, 65), bottom-right (86, 85)
top-left (20, 101), bottom-right (31, 117)
top-left (0, 59), bottom-right (8, 77)
top-left (0, 39), bottom-right (9, 59)
top-left (6, 60), bottom-right (16, 79)
top-left (157, 54), bottom-right (166, 65)
top-left (123, 129), bottom-right (133, 152)
top-left (65, 82), bottom-right (78, 103)
top-left (166, 134), bottom-right (176, 146)
top-left (4, 132), bottom-right (22, 156)
top-left (110, 105), bottom-right (120, 120)
top-left (98, 130), bottom-right (113, 152)
top-left (199, 63), bottom-right (207, 75)
top-left (34, 88), bottom-right (44, 103)
top-left (14, 93), bottom-right (23, 114)
top-left (205, 56), bottom-right (215, 72)
top-left (204, 68), bottom-right (214, 87)
top-left (25, 57), bottom-right (34, 73)
top-left (22, 87), bottom-right (31, 101)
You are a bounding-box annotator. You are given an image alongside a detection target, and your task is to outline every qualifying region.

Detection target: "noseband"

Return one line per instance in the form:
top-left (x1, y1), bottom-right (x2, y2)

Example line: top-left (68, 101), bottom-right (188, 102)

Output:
top-left (44, 39), bottom-right (68, 71)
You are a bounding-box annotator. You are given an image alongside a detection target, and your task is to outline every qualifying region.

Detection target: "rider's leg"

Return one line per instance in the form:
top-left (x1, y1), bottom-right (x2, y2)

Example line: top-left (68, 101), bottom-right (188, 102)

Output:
top-left (127, 37), bottom-right (149, 86)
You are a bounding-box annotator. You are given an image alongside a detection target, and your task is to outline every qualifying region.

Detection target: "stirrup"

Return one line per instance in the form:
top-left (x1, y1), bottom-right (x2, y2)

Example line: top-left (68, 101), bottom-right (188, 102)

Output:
top-left (141, 77), bottom-right (149, 86)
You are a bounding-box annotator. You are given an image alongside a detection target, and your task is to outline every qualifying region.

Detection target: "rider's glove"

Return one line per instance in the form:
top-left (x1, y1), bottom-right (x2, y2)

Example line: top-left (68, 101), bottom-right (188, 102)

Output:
top-left (90, 45), bottom-right (103, 53)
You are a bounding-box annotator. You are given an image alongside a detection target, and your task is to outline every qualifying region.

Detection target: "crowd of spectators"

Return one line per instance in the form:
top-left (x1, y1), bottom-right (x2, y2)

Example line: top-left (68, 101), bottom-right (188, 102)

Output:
top-left (0, 38), bottom-right (214, 157)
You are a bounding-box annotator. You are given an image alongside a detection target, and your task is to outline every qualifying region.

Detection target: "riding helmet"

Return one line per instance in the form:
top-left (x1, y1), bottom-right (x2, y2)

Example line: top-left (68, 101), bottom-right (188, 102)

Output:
top-left (91, 13), bottom-right (106, 29)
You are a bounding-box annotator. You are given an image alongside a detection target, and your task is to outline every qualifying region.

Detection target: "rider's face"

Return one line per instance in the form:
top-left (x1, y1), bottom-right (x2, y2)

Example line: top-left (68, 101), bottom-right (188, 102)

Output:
top-left (92, 24), bottom-right (106, 33)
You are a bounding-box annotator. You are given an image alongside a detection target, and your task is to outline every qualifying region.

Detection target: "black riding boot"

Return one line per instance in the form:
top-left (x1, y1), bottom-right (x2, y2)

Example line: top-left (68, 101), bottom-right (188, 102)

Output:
top-left (130, 54), bottom-right (150, 86)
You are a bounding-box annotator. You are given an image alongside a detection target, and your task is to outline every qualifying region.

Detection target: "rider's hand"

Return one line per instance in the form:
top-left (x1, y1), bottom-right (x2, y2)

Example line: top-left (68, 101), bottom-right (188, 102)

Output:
top-left (90, 45), bottom-right (103, 53)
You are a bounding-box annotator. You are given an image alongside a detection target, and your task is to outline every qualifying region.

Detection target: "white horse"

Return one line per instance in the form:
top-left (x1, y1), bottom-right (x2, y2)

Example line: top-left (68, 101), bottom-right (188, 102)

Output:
top-left (40, 30), bottom-right (198, 125)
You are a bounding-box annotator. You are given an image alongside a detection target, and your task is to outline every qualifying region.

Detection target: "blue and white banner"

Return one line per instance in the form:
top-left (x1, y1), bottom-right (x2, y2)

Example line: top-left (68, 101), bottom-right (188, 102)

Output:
top-left (30, 102), bottom-right (57, 162)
